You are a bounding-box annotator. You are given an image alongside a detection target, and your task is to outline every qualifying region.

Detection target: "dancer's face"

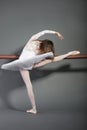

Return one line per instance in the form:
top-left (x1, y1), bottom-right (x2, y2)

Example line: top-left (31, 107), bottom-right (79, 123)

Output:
top-left (33, 41), bottom-right (41, 54)
top-left (35, 41), bottom-right (41, 49)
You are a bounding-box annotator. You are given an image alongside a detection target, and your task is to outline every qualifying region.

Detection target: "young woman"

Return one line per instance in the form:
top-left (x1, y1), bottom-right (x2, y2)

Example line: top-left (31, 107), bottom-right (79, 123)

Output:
top-left (1, 30), bottom-right (80, 114)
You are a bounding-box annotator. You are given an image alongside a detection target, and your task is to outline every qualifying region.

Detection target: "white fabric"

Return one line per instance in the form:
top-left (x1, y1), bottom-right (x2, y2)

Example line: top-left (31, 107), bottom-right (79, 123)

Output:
top-left (1, 30), bottom-right (56, 71)
top-left (1, 50), bottom-right (53, 71)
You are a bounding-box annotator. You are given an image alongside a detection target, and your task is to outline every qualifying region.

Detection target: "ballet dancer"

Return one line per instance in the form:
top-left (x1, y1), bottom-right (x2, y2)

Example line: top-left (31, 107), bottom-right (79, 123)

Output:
top-left (1, 30), bottom-right (80, 114)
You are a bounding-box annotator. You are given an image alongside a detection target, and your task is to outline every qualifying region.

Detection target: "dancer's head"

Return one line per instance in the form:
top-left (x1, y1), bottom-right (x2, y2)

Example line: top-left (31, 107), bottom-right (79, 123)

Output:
top-left (35, 39), bottom-right (55, 56)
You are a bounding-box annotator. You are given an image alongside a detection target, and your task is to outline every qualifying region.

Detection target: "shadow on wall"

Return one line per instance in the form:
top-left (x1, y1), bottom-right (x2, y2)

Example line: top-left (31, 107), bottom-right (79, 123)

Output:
top-left (0, 63), bottom-right (87, 110)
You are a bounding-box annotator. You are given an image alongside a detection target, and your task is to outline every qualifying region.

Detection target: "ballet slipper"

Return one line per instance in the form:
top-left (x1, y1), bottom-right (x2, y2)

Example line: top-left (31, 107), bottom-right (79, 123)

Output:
top-left (68, 51), bottom-right (80, 56)
top-left (26, 108), bottom-right (37, 114)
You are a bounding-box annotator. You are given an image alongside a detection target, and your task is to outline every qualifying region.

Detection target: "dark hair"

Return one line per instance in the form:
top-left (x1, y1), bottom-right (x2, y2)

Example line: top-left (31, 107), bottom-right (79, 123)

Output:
top-left (38, 39), bottom-right (55, 57)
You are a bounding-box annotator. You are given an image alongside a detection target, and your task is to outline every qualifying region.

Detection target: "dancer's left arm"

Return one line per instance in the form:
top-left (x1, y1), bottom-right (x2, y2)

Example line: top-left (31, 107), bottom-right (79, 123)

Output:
top-left (27, 30), bottom-right (64, 44)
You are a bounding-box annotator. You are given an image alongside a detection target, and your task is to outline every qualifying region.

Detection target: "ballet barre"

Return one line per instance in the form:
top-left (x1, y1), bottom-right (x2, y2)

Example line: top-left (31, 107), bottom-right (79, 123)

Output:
top-left (0, 54), bottom-right (87, 59)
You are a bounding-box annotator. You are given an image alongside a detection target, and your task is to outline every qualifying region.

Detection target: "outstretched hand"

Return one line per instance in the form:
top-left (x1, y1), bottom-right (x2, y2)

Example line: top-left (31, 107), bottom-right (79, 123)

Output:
top-left (68, 51), bottom-right (80, 56)
top-left (56, 32), bottom-right (64, 40)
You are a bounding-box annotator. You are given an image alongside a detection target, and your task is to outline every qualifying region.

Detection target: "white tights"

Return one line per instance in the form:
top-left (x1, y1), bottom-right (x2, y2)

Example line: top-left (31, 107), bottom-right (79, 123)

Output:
top-left (20, 69), bottom-right (36, 113)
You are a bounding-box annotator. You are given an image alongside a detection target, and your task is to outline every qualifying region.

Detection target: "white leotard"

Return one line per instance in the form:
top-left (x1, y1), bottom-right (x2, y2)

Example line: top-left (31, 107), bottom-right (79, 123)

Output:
top-left (1, 30), bottom-right (56, 71)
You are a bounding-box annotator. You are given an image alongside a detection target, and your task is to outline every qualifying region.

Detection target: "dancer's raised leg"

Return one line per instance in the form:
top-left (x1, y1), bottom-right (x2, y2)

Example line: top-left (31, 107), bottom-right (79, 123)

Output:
top-left (53, 51), bottom-right (80, 62)
top-left (20, 69), bottom-right (37, 114)
top-left (33, 50), bottom-right (80, 68)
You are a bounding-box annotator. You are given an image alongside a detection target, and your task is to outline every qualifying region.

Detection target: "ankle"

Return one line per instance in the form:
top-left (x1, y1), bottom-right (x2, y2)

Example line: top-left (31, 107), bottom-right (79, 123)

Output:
top-left (33, 106), bottom-right (36, 110)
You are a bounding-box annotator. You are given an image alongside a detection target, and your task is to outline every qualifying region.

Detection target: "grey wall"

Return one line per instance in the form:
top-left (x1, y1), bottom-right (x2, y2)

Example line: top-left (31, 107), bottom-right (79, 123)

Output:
top-left (0, 0), bottom-right (87, 113)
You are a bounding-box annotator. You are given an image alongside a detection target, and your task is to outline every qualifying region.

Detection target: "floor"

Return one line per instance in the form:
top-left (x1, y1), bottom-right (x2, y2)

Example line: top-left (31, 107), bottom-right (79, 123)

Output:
top-left (0, 108), bottom-right (86, 130)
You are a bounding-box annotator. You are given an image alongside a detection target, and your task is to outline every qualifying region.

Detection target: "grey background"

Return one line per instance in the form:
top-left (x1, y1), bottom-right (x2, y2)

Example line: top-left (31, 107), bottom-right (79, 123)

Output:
top-left (0, 0), bottom-right (87, 130)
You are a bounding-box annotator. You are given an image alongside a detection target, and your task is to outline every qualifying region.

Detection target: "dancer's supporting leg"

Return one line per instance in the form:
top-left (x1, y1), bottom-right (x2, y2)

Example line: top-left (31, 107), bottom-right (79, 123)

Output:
top-left (20, 69), bottom-right (37, 114)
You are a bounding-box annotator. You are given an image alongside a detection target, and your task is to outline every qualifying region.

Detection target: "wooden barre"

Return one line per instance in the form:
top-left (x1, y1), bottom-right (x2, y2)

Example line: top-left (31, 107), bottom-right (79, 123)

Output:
top-left (0, 54), bottom-right (87, 59)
